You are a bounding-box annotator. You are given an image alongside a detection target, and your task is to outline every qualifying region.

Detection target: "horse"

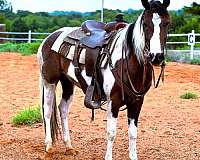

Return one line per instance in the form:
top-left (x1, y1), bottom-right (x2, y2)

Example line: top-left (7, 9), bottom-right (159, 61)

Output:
top-left (37, 0), bottom-right (170, 159)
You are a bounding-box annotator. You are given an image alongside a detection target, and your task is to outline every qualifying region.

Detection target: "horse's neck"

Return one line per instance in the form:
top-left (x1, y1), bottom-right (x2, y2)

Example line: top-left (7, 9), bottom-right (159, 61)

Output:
top-left (110, 27), bottom-right (128, 66)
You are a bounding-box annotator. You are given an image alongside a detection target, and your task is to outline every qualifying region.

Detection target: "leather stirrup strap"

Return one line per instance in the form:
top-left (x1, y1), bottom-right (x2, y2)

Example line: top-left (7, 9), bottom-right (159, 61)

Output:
top-left (73, 42), bottom-right (88, 93)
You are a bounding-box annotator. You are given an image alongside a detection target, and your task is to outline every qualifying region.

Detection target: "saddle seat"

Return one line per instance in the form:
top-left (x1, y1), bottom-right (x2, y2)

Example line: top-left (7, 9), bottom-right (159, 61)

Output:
top-left (80, 20), bottom-right (110, 48)
top-left (65, 20), bottom-right (125, 49)
top-left (81, 20), bottom-right (106, 34)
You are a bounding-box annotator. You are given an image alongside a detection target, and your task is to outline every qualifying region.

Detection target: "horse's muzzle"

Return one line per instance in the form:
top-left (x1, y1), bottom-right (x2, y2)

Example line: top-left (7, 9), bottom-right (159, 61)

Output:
top-left (151, 53), bottom-right (165, 66)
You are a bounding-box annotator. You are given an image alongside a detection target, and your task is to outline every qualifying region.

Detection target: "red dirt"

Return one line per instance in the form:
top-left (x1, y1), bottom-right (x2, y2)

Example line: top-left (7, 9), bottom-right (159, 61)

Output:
top-left (0, 52), bottom-right (200, 160)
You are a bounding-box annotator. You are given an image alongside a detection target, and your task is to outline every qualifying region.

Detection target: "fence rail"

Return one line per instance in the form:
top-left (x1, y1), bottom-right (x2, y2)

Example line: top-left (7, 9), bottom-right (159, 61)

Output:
top-left (0, 30), bottom-right (50, 43)
top-left (0, 29), bottom-right (199, 59)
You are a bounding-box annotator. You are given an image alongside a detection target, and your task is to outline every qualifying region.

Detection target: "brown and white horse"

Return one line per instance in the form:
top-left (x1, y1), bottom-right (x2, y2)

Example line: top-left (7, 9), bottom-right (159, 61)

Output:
top-left (37, 0), bottom-right (170, 159)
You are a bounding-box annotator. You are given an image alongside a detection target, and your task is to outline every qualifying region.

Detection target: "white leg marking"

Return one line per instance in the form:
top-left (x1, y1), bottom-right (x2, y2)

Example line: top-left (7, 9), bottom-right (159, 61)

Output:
top-left (105, 101), bottom-right (117, 160)
top-left (59, 95), bottom-right (74, 148)
top-left (150, 13), bottom-right (162, 54)
top-left (128, 119), bottom-right (138, 160)
top-left (43, 81), bottom-right (56, 151)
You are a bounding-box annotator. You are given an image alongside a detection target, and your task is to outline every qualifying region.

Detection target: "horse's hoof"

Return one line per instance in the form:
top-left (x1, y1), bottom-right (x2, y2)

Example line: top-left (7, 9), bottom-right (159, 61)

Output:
top-left (65, 147), bottom-right (79, 156)
top-left (45, 143), bottom-right (53, 153)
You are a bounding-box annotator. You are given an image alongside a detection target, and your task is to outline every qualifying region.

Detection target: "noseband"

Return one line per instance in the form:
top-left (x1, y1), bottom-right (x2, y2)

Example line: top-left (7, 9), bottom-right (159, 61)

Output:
top-left (144, 40), bottom-right (166, 88)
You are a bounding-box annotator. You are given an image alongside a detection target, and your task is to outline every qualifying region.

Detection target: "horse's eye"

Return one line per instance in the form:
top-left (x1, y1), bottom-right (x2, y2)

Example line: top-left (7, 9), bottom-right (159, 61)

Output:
top-left (162, 22), bottom-right (169, 27)
top-left (143, 22), bottom-right (147, 27)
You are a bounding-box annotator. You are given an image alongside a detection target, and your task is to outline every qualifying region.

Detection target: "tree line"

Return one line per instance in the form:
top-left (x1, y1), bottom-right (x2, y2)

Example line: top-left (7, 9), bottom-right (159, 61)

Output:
top-left (0, 0), bottom-right (199, 35)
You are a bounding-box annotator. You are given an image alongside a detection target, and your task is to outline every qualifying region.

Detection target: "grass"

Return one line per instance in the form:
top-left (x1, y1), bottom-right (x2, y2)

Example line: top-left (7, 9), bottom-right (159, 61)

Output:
top-left (180, 92), bottom-right (198, 99)
top-left (190, 58), bottom-right (200, 65)
top-left (0, 42), bottom-right (41, 55)
top-left (11, 105), bottom-right (42, 127)
top-left (165, 54), bottom-right (174, 62)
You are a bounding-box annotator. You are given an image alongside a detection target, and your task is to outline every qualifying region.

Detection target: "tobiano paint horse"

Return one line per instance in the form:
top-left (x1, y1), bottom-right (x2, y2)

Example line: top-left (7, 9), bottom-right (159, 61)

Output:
top-left (37, 0), bottom-right (170, 159)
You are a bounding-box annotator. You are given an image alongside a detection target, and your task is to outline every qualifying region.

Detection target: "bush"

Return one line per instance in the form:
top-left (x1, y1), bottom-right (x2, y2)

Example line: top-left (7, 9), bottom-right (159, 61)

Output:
top-left (165, 54), bottom-right (174, 62)
top-left (0, 42), bottom-right (41, 55)
top-left (180, 92), bottom-right (198, 99)
top-left (190, 58), bottom-right (200, 65)
top-left (0, 42), bottom-right (18, 52)
top-left (11, 105), bottom-right (42, 127)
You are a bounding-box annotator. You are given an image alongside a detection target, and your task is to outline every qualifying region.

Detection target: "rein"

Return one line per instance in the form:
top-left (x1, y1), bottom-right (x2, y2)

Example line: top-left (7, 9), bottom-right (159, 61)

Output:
top-left (107, 37), bottom-right (165, 104)
top-left (152, 61), bottom-right (165, 88)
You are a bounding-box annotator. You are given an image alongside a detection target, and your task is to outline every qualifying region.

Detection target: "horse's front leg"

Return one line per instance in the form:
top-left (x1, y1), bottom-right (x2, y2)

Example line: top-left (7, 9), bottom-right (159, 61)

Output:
top-left (127, 98), bottom-right (144, 160)
top-left (105, 101), bottom-right (119, 160)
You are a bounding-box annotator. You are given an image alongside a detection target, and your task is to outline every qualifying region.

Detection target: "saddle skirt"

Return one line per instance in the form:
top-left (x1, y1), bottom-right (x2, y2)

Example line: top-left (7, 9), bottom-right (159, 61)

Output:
top-left (51, 26), bottom-right (110, 66)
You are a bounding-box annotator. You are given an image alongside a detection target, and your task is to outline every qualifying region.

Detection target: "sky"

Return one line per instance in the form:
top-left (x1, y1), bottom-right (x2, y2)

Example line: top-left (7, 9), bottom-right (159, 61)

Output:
top-left (7, 0), bottom-right (200, 13)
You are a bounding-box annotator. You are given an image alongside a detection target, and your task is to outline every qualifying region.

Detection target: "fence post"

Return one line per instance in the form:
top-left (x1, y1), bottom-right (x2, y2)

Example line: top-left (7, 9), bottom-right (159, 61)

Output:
top-left (28, 30), bottom-right (31, 43)
top-left (188, 30), bottom-right (195, 60)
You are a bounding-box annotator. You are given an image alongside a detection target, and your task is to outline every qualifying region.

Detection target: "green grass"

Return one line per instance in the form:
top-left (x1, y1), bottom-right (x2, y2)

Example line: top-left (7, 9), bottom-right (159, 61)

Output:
top-left (165, 54), bottom-right (174, 62)
top-left (11, 105), bottom-right (42, 127)
top-left (0, 42), bottom-right (41, 55)
top-left (180, 92), bottom-right (198, 99)
top-left (190, 58), bottom-right (200, 65)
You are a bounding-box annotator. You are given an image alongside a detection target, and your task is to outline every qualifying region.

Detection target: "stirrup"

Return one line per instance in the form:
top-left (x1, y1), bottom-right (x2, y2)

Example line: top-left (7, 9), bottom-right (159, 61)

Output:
top-left (84, 85), bottom-right (101, 109)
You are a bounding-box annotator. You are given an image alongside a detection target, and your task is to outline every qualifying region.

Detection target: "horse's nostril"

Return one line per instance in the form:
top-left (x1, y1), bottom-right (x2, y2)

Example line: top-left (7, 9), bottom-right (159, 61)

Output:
top-left (158, 54), bottom-right (164, 60)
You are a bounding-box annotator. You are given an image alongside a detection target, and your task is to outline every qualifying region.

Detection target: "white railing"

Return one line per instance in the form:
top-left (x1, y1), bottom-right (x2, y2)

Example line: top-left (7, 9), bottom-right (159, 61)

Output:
top-left (0, 29), bottom-right (199, 59)
top-left (0, 30), bottom-right (50, 43)
top-left (167, 30), bottom-right (200, 59)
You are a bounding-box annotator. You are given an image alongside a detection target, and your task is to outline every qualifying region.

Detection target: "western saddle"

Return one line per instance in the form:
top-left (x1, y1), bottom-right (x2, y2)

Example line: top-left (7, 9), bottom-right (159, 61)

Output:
top-left (60, 20), bottom-right (127, 109)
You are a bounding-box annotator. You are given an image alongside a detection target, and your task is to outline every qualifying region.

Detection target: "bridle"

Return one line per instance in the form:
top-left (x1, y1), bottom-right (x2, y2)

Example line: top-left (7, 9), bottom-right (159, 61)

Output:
top-left (144, 41), bottom-right (166, 88)
top-left (107, 21), bottom-right (166, 103)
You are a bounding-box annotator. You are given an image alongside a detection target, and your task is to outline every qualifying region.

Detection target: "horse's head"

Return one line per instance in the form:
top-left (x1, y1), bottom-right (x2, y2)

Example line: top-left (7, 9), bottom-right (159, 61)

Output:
top-left (142, 0), bottom-right (170, 66)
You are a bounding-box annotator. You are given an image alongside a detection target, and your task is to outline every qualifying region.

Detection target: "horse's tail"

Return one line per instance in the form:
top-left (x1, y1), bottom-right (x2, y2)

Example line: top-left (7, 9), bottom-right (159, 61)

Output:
top-left (50, 93), bottom-right (59, 143)
top-left (40, 77), bottom-right (59, 143)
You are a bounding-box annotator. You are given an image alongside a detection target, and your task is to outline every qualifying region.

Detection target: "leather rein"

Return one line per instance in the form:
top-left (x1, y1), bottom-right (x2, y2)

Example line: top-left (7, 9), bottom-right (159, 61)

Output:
top-left (107, 34), bottom-right (165, 103)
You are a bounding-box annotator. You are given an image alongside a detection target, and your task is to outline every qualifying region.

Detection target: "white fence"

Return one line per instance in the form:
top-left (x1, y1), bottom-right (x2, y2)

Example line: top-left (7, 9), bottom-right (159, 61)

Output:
top-left (167, 30), bottom-right (200, 60)
top-left (0, 27), bottom-right (78, 43)
top-left (0, 30), bottom-right (49, 42)
top-left (0, 29), bottom-right (199, 60)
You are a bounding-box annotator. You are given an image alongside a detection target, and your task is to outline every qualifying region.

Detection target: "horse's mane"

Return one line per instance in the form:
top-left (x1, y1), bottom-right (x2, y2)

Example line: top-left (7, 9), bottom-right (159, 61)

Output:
top-left (125, 13), bottom-right (145, 65)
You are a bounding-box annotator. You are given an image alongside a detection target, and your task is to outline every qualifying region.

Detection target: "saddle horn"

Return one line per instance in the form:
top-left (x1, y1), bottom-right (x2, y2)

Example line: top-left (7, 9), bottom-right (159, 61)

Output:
top-left (141, 0), bottom-right (150, 10)
top-left (163, 0), bottom-right (170, 8)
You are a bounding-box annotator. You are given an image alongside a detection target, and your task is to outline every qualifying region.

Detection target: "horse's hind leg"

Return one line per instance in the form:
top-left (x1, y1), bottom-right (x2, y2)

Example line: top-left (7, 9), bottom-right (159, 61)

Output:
top-left (58, 74), bottom-right (76, 152)
top-left (42, 80), bottom-right (56, 152)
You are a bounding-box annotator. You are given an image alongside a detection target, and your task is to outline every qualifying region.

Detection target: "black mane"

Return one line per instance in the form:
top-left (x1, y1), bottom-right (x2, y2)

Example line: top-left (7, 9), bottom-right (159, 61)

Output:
top-left (125, 23), bottom-right (135, 54)
top-left (149, 0), bottom-right (168, 15)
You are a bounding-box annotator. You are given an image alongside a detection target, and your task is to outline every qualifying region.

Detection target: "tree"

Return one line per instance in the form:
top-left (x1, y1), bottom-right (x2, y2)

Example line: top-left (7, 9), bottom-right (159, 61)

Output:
top-left (11, 18), bottom-right (28, 32)
top-left (0, 0), bottom-right (12, 12)
top-left (16, 10), bottom-right (33, 17)
top-left (184, 2), bottom-right (200, 15)
top-left (0, 13), bottom-right (5, 23)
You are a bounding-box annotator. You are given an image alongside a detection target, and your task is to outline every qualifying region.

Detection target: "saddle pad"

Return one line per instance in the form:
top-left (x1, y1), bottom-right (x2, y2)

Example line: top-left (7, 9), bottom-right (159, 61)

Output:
top-left (51, 27), bottom-right (79, 52)
top-left (66, 45), bottom-right (86, 64)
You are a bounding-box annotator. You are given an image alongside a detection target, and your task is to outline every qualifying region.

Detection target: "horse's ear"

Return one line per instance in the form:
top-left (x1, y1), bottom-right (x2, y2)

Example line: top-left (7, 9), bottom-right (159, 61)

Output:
top-left (141, 0), bottom-right (150, 10)
top-left (163, 0), bottom-right (170, 8)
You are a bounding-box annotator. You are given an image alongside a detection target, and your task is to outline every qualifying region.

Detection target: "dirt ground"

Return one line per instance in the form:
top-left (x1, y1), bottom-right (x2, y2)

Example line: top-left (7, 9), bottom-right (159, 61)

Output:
top-left (0, 52), bottom-right (200, 160)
